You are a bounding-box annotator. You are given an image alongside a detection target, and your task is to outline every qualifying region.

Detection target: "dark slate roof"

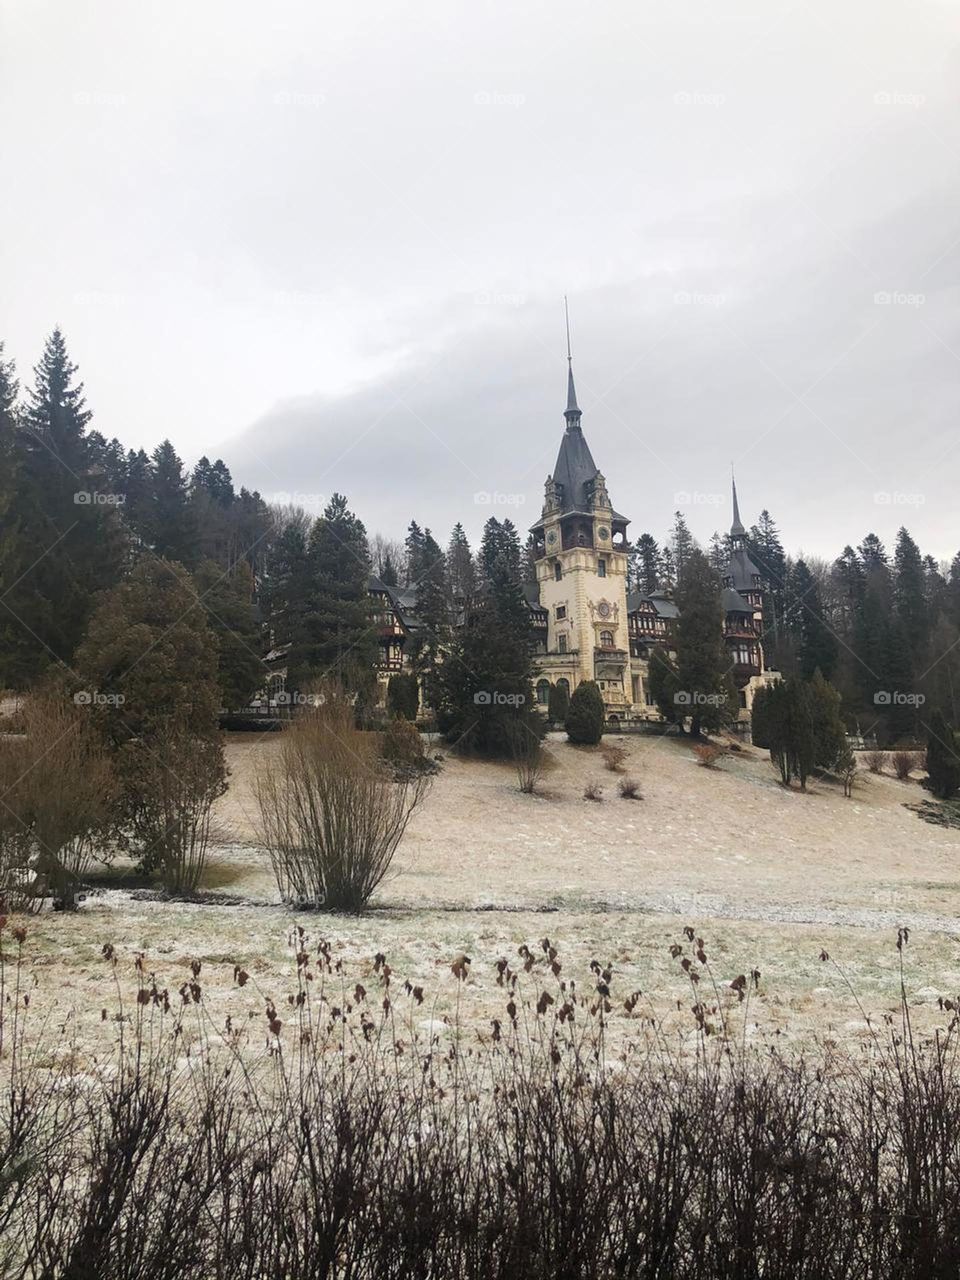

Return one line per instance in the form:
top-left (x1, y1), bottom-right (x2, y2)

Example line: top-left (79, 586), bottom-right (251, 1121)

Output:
top-left (627, 590), bottom-right (679, 619)
top-left (724, 546), bottom-right (763, 593)
top-left (551, 423), bottom-right (599, 513)
top-left (721, 586), bottom-right (752, 614)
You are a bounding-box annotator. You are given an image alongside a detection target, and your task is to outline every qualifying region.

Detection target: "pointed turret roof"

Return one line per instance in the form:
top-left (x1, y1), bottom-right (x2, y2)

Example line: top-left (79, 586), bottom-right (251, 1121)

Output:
top-left (731, 470), bottom-right (745, 536)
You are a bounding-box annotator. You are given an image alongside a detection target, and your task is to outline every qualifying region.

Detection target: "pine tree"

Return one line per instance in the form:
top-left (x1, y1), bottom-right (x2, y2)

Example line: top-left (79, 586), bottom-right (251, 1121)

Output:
top-left (437, 519), bottom-right (537, 756)
top-left (447, 523), bottom-right (476, 601)
top-left (404, 521), bottom-right (426, 585)
top-left (925, 710), bottom-right (960, 800)
top-left (808, 669), bottom-right (847, 771)
top-left (708, 531), bottom-right (728, 575)
top-left (785, 559), bottom-right (838, 681)
top-left (2, 329), bottom-right (125, 683)
top-left (893, 527), bottom-right (927, 652)
top-left (674, 548), bottom-right (736, 736)
top-left (647, 645), bottom-right (684, 726)
top-left (0, 344), bottom-right (21, 684)
top-left (260, 506), bottom-right (313, 650)
top-left (150, 440), bottom-right (197, 565)
top-left (292, 494), bottom-right (376, 697)
top-left (858, 533), bottom-right (888, 571)
top-left (658, 546), bottom-right (676, 592)
top-left (380, 549), bottom-right (399, 586)
top-left (408, 527), bottom-right (449, 709)
top-left (122, 447), bottom-right (154, 548)
top-left (670, 511), bottom-right (695, 579)
top-left (194, 559), bottom-right (264, 710)
top-left (634, 533), bottom-right (660, 595)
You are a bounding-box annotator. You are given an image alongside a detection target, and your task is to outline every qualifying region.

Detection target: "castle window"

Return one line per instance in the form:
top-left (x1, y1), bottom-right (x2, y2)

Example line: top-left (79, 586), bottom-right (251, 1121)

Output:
top-left (599, 629), bottom-right (614, 648)
top-left (554, 562), bottom-right (562, 581)
top-left (536, 680), bottom-right (551, 705)
top-left (556, 605), bottom-right (566, 620)
top-left (598, 559), bottom-right (607, 578)
top-left (558, 634), bottom-right (567, 654)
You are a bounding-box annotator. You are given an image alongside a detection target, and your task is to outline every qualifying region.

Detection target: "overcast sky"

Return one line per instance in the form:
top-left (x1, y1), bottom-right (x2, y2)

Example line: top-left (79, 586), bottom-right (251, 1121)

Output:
top-left (2, 0), bottom-right (959, 559)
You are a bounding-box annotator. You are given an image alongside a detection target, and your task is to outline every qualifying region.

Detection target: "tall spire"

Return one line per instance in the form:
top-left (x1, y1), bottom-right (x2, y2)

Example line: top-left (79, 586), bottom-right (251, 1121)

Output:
top-left (730, 465), bottom-right (745, 536)
top-left (564, 295), bottom-right (581, 426)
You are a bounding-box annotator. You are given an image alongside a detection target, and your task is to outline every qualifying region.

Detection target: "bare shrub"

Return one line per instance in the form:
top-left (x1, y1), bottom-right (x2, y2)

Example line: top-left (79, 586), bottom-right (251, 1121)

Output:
top-left (256, 698), bottom-right (430, 910)
top-left (864, 749), bottom-right (886, 774)
top-left (128, 729), bottom-right (227, 895)
top-left (583, 781), bottom-right (604, 801)
top-left (692, 742), bottom-right (723, 768)
top-left (838, 744), bottom-right (858, 798)
top-left (618, 777), bottom-right (642, 800)
top-left (381, 716), bottom-right (430, 777)
top-left (892, 749), bottom-right (921, 781)
top-left (600, 743), bottom-right (628, 774)
top-left (5, 930), bottom-right (960, 1277)
top-left (507, 719), bottom-right (547, 795)
top-left (0, 691), bottom-right (115, 910)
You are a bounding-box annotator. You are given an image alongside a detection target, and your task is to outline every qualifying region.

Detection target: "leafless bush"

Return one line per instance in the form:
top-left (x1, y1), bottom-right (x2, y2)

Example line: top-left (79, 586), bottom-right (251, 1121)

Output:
top-left (4, 926), bottom-right (960, 1278)
top-left (128, 729), bottom-right (227, 895)
top-left (692, 742), bottom-right (723, 768)
top-left (600, 743), bottom-right (628, 774)
top-left (583, 781), bottom-right (603, 801)
top-left (0, 691), bottom-right (115, 910)
top-left (892, 749), bottom-right (921, 781)
top-left (507, 719), bottom-right (547, 794)
top-left (618, 777), bottom-right (642, 800)
top-left (256, 699), bottom-right (430, 910)
top-left (864, 749), bottom-right (886, 774)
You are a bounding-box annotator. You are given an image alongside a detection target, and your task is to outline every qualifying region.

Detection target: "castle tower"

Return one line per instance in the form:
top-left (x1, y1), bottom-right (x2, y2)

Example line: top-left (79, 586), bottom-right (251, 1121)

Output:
top-left (721, 472), bottom-right (764, 689)
top-left (529, 318), bottom-right (633, 717)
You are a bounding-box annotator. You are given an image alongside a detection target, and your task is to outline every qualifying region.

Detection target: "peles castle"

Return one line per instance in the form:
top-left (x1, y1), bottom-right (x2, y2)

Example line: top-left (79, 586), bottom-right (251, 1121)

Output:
top-left (363, 354), bottom-right (775, 727)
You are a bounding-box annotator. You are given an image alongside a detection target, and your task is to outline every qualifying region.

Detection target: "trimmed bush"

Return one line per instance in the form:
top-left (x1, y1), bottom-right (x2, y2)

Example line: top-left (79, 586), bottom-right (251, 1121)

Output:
top-left (565, 680), bottom-right (605, 746)
top-left (387, 672), bottom-right (420, 721)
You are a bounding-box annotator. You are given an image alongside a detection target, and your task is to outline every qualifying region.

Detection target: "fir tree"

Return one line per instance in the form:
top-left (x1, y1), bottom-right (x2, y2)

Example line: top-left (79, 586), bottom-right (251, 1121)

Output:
top-left (547, 680), bottom-right (569, 725)
top-left (674, 548), bottom-right (736, 737)
top-left (151, 440), bottom-right (198, 565)
top-left (647, 645), bottom-right (684, 727)
top-left (669, 511), bottom-right (695, 579)
top-left (404, 521), bottom-right (426, 584)
top-left (634, 533), bottom-right (660, 596)
top-left (925, 710), bottom-right (960, 800)
top-left (2, 329), bottom-right (125, 682)
top-left (380, 549), bottom-right (399, 586)
top-left (408, 527), bottom-right (449, 709)
top-left (858, 533), bottom-right (888, 571)
top-left (447, 522), bottom-right (476, 601)
top-left (194, 558), bottom-right (264, 710)
top-left (437, 519), bottom-right (537, 756)
top-left (292, 494), bottom-right (376, 697)
top-left (785, 558), bottom-right (838, 681)
top-left (893, 527), bottom-right (927, 652)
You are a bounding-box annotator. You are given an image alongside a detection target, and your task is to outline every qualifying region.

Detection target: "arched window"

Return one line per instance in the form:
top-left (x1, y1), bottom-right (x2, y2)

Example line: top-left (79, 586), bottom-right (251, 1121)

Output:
top-left (556, 678), bottom-right (570, 697)
top-left (599, 629), bottom-right (614, 648)
top-left (536, 679), bottom-right (551, 706)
